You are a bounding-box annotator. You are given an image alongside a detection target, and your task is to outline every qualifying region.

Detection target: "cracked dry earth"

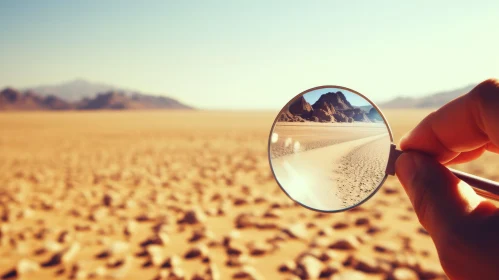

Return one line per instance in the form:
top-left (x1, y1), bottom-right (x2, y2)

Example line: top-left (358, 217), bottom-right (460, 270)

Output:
top-left (335, 136), bottom-right (390, 208)
top-left (2, 110), bottom-right (495, 279)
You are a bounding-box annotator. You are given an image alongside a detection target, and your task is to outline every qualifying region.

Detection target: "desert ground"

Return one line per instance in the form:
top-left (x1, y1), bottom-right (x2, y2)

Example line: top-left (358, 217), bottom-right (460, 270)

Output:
top-left (0, 110), bottom-right (498, 280)
top-left (270, 123), bottom-right (390, 211)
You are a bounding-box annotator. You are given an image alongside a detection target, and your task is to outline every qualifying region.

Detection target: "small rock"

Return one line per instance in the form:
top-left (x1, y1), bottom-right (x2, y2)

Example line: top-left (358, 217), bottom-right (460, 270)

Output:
top-left (355, 217), bottom-right (370, 226)
top-left (263, 208), bottom-right (281, 219)
top-left (43, 242), bottom-right (80, 267)
top-left (278, 261), bottom-right (296, 272)
top-left (267, 232), bottom-right (288, 244)
top-left (161, 255), bottom-right (182, 268)
top-left (1, 269), bottom-right (17, 279)
top-left (318, 250), bottom-right (340, 262)
top-left (226, 242), bottom-right (246, 256)
top-left (226, 255), bottom-right (250, 267)
top-left (366, 225), bottom-right (383, 235)
top-left (374, 241), bottom-right (398, 254)
top-left (317, 227), bottom-right (334, 237)
top-left (68, 263), bottom-right (87, 280)
top-left (57, 230), bottom-right (70, 243)
top-left (306, 222), bottom-right (317, 229)
top-left (135, 213), bottom-right (153, 222)
top-left (372, 210), bottom-right (383, 219)
top-left (282, 223), bottom-right (308, 239)
top-left (103, 193), bottom-right (114, 207)
top-left (178, 208), bottom-right (207, 225)
top-left (353, 255), bottom-right (385, 273)
top-left (222, 230), bottom-right (241, 247)
top-left (383, 185), bottom-right (399, 194)
top-left (329, 236), bottom-right (360, 250)
top-left (184, 244), bottom-right (208, 259)
top-left (233, 197), bottom-right (248, 206)
top-left (189, 228), bottom-right (214, 243)
top-left (247, 241), bottom-right (273, 256)
top-left (333, 221), bottom-right (349, 229)
top-left (255, 222), bottom-right (278, 230)
top-left (319, 262), bottom-right (341, 278)
top-left (74, 224), bottom-right (92, 232)
top-left (140, 233), bottom-right (169, 247)
top-left (235, 213), bottom-right (255, 229)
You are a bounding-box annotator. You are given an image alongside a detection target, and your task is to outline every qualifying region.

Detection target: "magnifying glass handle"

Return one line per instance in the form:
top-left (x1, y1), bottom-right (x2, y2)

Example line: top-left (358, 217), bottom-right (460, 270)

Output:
top-left (449, 168), bottom-right (499, 201)
top-left (387, 145), bottom-right (499, 201)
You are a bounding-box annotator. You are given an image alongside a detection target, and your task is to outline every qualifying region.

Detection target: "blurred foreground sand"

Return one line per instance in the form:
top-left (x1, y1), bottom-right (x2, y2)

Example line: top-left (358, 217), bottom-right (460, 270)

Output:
top-left (0, 110), bottom-right (497, 280)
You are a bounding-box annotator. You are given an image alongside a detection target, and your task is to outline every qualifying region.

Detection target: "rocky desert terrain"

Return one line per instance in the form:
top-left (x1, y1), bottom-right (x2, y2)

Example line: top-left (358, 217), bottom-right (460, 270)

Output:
top-left (1, 110), bottom-right (498, 279)
top-left (278, 91), bottom-right (381, 124)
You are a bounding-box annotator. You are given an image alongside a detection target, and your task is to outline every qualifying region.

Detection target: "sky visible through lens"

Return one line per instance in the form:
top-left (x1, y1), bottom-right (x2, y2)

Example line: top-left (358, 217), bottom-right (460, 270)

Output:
top-left (303, 88), bottom-right (371, 107)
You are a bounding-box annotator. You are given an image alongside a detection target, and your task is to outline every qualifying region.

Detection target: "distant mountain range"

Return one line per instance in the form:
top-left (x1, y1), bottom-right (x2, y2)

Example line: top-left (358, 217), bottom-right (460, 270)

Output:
top-left (0, 79), bottom-right (192, 110)
top-left (380, 83), bottom-right (477, 108)
top-left (279, 91), bottom-right (382, 123)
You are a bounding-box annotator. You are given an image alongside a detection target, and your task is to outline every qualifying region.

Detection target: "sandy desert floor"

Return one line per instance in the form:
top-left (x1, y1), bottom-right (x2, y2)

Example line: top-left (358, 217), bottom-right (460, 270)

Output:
top-left (270, 123), bottom-right (390, 211)
top-left (0, 110), bottom-right (497, 280)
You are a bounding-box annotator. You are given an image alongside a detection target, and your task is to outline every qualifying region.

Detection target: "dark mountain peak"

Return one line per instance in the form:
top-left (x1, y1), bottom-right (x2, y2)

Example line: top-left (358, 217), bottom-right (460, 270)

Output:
top-left (289, 96), bottom-right (312, 116)
top-left (313, 91), bottom-right (353, 110)
top-left (312, 99), bottom-right (336, 115)
top-left (20, 79), bottom-right (192, 109)
top-left (278, 90), bottom-right (382, 123)
top-left (79, 91), bottom-right (129, 110)
top-left (0, 88), bottom-right (63, 110)
top-left (1, 87), bottom-right (22, 102)
top-left (0, 85), bottom-right (192, 111)
top-left (42, 95), bottom-right (72, 110)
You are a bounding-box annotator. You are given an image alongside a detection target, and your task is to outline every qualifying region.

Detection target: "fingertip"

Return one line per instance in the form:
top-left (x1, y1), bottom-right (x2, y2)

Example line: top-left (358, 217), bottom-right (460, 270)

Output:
top-left (398, 132), bottom-right (411, 150)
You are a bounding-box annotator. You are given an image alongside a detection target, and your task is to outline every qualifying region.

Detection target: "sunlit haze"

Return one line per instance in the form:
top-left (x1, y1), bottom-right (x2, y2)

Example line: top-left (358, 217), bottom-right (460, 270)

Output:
top-left (1, 1), bottom-right (498, 109)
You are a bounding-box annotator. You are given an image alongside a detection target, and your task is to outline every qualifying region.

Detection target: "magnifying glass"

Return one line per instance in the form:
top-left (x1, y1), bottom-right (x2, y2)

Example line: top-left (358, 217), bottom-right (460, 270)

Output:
top-left (268, 85), bottom-right (499, 213)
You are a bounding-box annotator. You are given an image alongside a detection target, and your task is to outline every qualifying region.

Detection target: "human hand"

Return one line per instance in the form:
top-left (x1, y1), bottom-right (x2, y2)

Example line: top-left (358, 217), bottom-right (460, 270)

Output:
top-left (395, 79), bottom-right (499, 280)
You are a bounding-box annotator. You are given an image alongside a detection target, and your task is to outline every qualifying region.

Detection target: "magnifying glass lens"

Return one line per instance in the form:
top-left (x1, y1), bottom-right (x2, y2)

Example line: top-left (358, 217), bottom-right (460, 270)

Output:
top-left (269, 87), bottom-right (392, 212)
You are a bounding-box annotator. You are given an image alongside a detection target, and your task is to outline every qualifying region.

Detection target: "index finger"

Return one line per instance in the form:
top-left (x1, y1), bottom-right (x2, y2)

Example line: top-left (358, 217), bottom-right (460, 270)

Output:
top-left (400, 79), bottom-right (499, 164)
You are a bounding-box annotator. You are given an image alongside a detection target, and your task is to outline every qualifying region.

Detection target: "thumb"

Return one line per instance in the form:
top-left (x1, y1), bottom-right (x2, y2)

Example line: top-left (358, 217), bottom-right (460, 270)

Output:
top-left (395, 151), bottom-right (484, 239)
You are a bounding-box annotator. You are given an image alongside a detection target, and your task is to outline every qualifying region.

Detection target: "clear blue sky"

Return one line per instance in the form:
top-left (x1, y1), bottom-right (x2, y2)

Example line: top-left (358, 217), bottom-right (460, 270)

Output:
top-left (303, 88), bottom-right (370, 107)
top-left (0, 1), bottom-right (498, 109)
